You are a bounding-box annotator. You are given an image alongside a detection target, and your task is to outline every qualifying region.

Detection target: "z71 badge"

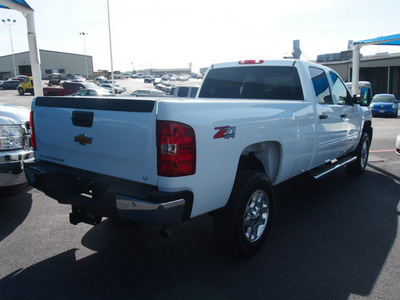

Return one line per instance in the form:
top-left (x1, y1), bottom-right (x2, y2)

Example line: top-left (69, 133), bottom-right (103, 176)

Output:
top-left (214, 126), bottom-right (236, 139)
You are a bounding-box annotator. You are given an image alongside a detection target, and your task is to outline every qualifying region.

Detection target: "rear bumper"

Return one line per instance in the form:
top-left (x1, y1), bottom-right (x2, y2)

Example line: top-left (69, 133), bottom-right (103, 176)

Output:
top-left (24, 160), bottom-right (193, 225)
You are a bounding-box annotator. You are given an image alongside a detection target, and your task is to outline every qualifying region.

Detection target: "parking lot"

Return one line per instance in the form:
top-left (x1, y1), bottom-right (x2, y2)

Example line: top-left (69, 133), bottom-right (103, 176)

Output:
top-left (0, 77), bottom-right (203, 108)
top-left (0, 83), bottom-right (400, 299)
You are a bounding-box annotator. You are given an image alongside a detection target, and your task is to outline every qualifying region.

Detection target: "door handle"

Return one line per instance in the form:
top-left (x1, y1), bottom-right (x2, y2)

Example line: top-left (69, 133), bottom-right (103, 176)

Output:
top-left (72, 111), bottom-right (94, 127)
top-left (319, 114), bottom-right (328, 120)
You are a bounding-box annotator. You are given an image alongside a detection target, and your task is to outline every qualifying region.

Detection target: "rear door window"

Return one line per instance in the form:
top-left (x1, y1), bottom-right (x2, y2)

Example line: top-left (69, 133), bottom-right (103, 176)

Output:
top-left (199, 66), bottom-right (304, 100)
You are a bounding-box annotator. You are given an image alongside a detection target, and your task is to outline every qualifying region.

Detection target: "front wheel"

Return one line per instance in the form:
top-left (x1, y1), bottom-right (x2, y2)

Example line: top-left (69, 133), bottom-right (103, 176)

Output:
top-left (214, 170), bottom-right (274, 257)
top-left (347, 132), bottom-right (370, 175)
top-left (18, 87), bottom-right (24, 95)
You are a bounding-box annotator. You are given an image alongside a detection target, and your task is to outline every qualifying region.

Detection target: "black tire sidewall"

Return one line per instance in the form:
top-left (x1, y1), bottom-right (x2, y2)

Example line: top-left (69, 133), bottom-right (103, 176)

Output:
top-left (348, 132), bottom-right (370, 175)
top-left (215, 170), bottom-right (274, 257)
top-left (235, 173), bottom-right (274, 255)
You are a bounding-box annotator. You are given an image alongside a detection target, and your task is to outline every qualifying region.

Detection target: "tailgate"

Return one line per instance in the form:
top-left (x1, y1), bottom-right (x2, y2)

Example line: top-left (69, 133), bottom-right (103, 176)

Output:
top-left (32, 96), bottom-right (158, 186)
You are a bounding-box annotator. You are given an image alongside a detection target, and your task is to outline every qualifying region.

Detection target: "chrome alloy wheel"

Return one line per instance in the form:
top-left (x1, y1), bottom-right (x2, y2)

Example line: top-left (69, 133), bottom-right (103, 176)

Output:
top-left (360, 138), bottom-right (369, 169)
top-left (243, 189), bottom-right (269, 242)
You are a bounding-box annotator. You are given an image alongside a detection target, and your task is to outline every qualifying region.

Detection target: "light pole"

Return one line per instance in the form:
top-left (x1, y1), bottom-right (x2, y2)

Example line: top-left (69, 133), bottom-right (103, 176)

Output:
top-left (79, 32), bottom-right (89, 78)
top-left (2, 18), bottom-right (17, 77)
top-left (107, 0), bottom-right (115, 94)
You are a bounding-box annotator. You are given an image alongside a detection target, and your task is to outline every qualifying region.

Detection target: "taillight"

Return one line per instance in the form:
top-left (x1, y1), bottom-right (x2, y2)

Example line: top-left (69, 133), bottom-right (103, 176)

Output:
top-left (239, 60), bottom-right (264, 64)
top-left (30, 111), bottom-right (37, 150)
top-left (157, 121), bottom-right (196, 177)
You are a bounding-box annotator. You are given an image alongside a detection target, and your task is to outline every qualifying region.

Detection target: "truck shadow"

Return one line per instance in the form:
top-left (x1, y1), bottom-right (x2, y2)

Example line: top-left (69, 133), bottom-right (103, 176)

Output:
top-left (0, 185), bottom-right (33, 242)
top-left (0, 168), bottom-right (398, 299)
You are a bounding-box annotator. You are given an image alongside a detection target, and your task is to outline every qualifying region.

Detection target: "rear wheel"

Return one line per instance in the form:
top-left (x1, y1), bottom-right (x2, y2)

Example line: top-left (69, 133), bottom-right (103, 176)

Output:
top-left (214, 170), bottom-right (274, 257)
top-left (347, 132), bottom-right (370, 175)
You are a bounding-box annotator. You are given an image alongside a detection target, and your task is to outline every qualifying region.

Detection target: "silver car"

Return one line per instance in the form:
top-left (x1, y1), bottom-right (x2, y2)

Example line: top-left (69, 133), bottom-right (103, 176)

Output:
top-left (0, 103), bottom-right (34, 189)
top-left (396, 134), bottom-right (400, 155)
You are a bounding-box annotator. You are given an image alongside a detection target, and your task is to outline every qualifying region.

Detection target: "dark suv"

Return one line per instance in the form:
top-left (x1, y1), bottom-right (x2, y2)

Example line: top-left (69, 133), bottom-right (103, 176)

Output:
top-left (0, 80), bottom-right (21, 90)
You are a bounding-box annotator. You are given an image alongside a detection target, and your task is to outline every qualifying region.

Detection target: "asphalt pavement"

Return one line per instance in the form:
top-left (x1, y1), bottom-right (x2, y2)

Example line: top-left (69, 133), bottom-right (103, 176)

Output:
top-left (0, 82), bottom-right (399, 299)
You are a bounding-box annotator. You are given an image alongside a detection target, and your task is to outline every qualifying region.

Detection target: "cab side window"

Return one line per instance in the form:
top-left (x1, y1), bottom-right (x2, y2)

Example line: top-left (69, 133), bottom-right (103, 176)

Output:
top-left (329, 72), bottom-right (351, 105)
top-left (309, 67), bottom-right (333, 104)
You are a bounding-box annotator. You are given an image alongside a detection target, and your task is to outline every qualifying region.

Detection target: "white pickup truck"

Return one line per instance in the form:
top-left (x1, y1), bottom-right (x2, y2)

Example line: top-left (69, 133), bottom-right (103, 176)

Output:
top-left (0, 103), bottom-right (34, 189)
top-left (25, 60), bottom-right (372, 256)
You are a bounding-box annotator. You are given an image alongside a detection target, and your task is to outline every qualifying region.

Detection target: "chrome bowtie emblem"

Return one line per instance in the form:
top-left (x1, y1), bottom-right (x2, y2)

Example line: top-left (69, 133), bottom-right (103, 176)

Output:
top-left (74, 134), bottom-right (92, 146)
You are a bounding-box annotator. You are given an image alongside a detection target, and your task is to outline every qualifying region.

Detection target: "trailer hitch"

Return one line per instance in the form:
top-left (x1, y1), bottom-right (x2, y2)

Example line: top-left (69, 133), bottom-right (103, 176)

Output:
top-left (69, 206), bottom-right (102, 226)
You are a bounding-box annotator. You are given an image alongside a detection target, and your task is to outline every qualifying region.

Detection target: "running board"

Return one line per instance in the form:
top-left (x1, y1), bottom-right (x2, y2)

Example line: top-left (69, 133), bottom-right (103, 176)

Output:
top-left (310, 156), bottom-right (357, 180)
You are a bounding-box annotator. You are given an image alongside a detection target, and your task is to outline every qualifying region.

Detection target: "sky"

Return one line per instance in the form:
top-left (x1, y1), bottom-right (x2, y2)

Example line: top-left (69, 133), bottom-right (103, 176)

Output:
top-left (0, 0), bottom-right (399, 73)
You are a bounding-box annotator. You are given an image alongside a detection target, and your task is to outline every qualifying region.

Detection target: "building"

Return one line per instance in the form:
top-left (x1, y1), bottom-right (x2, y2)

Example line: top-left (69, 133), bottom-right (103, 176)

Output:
top-left (318, 51), bottom-right (400, 98)
top-left (140, 68), bottom-right (192, 76)
top-left (0, 49), bottom-right (93, 80)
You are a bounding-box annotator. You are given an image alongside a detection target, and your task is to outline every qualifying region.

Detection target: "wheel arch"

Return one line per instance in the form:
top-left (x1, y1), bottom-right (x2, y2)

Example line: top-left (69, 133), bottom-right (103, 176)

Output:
top-left (363, 120), bottom-right (373, 141)
top-left (238, 141), bottom-right (282, 184)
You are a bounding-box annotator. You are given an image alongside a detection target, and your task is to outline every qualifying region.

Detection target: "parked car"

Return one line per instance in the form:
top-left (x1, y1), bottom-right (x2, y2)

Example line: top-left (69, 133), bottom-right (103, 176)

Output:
top-left (0, 103), bottom-right (34, 189)
top-left (370, 94), bottom-right (399, 117)
top-left (116, 83), bottom-right (126, 92)
top-left (100, 83), bottom-right (124, 94)
top-left (396, 134), bottom-right (400, 155)
top-left (130, 89), bottom-right (167, 97)
top-left (0, 80), bottom-right (20, 90)
top-left (177, 74), bottom-right (190, 81)
top-left (144, 75), bottom-right (155, 83)
top-left (73, 74), bottom-right (86, 81)
top-left (155, 81), bottom-right (173, 93)
top-left (72, 88), bottom-right (114, 96)
top-left (94, 76), bottom-right (108, 83)
top-left (17, 76), bottom-right (34, 95)
top-left (116, 74), bottom-right (130, 79)
top-left (11, 76), bottom-right (26, 83)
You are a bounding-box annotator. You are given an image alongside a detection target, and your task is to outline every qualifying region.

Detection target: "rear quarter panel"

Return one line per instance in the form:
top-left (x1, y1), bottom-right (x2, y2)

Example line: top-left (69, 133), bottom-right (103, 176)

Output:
top-left (156, 98), bottom-right (316, 217)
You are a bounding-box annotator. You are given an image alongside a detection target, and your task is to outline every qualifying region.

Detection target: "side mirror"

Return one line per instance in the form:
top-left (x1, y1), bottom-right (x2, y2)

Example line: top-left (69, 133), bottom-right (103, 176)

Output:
top-left (354, 94), bottom-right (370, 106)
top-left (352, 94), bottom-right (360, 105)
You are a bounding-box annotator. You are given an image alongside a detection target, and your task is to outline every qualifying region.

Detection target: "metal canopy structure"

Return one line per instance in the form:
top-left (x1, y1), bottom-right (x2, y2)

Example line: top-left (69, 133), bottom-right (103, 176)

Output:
top-left (352, 34), bottom-right (400, 95)
top-left (0, 0), bottom-right (43, 96)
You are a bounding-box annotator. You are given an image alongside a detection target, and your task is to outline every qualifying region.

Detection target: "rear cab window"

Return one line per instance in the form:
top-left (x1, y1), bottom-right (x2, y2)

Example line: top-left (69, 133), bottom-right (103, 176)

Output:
top-left (199, 66), bottom-right (304, 100)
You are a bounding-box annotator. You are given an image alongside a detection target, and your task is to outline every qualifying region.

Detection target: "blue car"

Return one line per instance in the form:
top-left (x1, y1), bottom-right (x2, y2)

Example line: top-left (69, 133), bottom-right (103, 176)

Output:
top-left (370, 94), bottom-right (399, 118)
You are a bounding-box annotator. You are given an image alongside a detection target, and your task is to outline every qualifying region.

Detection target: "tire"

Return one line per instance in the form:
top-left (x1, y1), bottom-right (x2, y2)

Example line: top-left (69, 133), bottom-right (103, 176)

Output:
top-left (18, 87), bottom-right (24, 95)
top-left (213, 170), bottom-right (274, 257)
top-left (347, 132), bottom-right (370, 175)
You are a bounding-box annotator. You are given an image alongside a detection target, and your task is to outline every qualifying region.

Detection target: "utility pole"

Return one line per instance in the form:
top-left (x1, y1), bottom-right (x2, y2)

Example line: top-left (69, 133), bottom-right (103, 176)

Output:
top-left (2, 18), bottom-right (17, 77)
top-left (79, 32), bottom-right (89, 78)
